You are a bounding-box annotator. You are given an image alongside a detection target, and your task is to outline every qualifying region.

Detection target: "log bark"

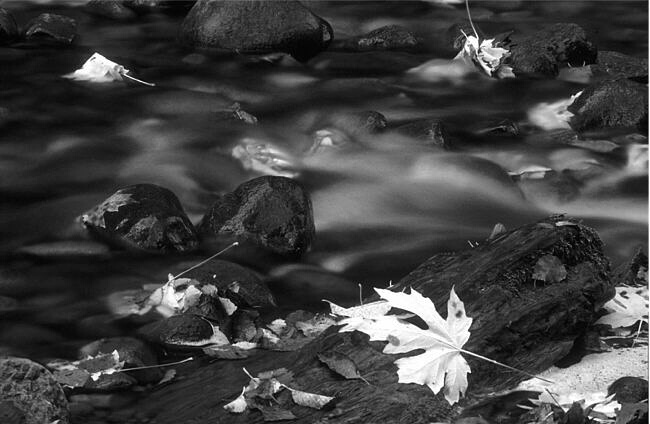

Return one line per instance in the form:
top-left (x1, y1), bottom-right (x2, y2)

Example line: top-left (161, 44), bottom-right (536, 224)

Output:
top-left (129, 216), bottom-right (613, 424)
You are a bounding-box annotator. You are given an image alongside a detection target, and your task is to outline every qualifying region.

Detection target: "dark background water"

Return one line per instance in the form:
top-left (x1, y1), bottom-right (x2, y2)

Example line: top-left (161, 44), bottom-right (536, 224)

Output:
top-left (0, 0), bottom-right (647, 361)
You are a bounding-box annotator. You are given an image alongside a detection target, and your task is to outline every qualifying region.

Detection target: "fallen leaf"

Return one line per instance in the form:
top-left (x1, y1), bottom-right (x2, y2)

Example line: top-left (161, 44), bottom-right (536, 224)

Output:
top-left (218, 296), bottom-right (238, 316)
top-left (224, 386), bottom-right (248, 413)
top-left (454, 33), bottom-right (513, 78)
top-left (53, 368), bottom-right (91, 388)
top-left (317, 351), bottom-right (369, 384)
top-left (64, 52), bottom-right (154, 86)
top-left (532, 255), bottom-right (567, 283)
top-left (294, 315), bottom-right (336, 337)
top-left (339, 287), bottom-right (472, 404)
top-left (323, 299), bottom-right (391, 318)
top-left (285, 386), bottom-right (334, 409)
top-left (596, 286), bottom-right (649, 329)
top-left (267, 318), bottom-right (288, 335)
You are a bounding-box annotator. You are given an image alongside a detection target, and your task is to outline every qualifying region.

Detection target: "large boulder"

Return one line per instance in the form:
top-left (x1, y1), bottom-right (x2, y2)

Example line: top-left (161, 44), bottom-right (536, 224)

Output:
top-left (591, 50), bottom-right (648, 82)
top-left (179, 0), bottom-right (333, 62)
top-left (506, 23), bottom-right (597, 77)
top-left (0, 357), bottom-right (70, 424)
top-left (199, 176), bottom-right (315, 259)
top-left (24, 13), bottom-right (77, 45)
top-left (568, 79), bottom-right (648, 131)
top-left (79, 184), bottom-right (199, 253)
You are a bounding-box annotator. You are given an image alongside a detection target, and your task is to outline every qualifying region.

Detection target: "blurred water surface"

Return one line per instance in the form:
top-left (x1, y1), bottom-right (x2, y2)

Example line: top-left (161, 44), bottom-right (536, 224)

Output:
top-left (0, 1), bottom-right (647, 358)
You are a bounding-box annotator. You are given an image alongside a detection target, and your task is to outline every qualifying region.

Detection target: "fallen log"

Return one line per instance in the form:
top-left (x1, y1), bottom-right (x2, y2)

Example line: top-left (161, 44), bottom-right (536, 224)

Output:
top-left (132, 216), bottom-right (613, 424)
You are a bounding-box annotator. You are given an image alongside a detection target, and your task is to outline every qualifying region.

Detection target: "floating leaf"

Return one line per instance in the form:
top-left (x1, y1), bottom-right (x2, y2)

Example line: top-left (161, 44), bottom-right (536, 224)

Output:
top-left (339, 287), bottom-right (472, 404)
top-left (285, 386), bottom-right (334, 409)
top-left (64, 52), bottom-right (154, 86)
top-left (317, 351), bottom-right (369, 384)
top-left (532, 255), bottom-right (567, 284)
top-left (596, 286), bottom-right (649, 329)
top-left (53, 368), bottom-right (91, 388)
top-left (323, 299), bottom-right (391, 318)
top-left (294, 315), bottom-right (336, 337)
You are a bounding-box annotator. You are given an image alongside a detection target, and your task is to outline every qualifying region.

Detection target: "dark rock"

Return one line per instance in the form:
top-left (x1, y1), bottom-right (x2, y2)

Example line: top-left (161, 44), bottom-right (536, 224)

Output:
top-left (568, 79), bottom-right (648, 131)
top-left (394, 119), bottom-right (450, 149)
top-left (137, 313), bottom-right (218, 347)
top-left (80, 337), bottom-right (162, 384)
top-left (0, 401), bottom-right (26, 424)
top-left (506, 23), bottom-right (597, 77)
top-left (24, 13), bottom-right (77, 45)
top-left (341, 25), bottom-right (418, 51)
top-left (608, 376), bottom-right (649, 403)
top-left (0, 8), bottom-right (19, 44)
top-left (85, 0), bottom-right (137, 20)
top-left (199, 176), bottom-right (315, 259)
top-left (180, 0), bottom-right (333, 62)
top-left (0, 357), bottom-right (69, 424)
top-left (179, 259), bottom-right (275, 309)
top-left (612, 247), bottom-right (648, 287)
top-left (591, 51), bottom-right (648, 83)
top-left (79, 184), bottom-right (199, 253)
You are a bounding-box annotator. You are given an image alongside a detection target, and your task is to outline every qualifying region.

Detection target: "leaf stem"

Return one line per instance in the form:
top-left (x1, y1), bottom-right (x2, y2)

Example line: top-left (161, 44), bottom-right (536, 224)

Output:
top-left (168, 242), bottom-right (239, 282)
top-left (465, 0), bottom-right (479, 40)
top-left (122, 72), bottom-right (156, 87)
top-left (457, 347), bottom-right (554, 384)
top-left (118, 357), bottom-right (194, 372)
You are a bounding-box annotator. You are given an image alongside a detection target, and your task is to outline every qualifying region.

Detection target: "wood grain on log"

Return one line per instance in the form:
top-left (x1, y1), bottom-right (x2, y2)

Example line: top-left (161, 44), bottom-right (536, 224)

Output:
top-left (133, 216), bottom-right (613, 424)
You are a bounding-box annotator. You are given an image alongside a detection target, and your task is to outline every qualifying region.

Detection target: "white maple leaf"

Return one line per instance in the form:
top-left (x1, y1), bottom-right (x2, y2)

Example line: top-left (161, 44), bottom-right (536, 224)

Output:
top-left (339, 287), bottom-right (472, 404)
top-left (596, 286), bottom-right (649, 329)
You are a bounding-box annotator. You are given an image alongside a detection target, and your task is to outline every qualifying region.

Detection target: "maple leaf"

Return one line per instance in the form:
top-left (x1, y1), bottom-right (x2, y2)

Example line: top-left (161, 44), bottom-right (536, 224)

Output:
top-left (596, 286), bottom-right (649, 329)
top-left (339, 287), bottom-right (472, 404)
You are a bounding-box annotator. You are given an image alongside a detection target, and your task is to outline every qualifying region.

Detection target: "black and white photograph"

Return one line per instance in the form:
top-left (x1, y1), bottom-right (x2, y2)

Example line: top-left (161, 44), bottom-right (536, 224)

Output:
top-left (0, 0), bottom-right (647, 423)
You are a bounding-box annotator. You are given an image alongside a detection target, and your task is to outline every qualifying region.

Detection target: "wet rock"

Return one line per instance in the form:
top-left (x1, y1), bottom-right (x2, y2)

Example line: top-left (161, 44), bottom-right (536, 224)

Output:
top-left (85, 0), bottom-right (137, 20)
top-left (506, 23), bottom-right (597, 77)
top-left (394, 119), bottom-right (450, 149)
top-left (180, 0), bottom-right (333, 62)
top-left (0, 357), bottom-right (69, 424)
top-left (568, 79), bottom-right (648, 132)
top-left (608, 377), bottom-right (649, 403)
top-left (341, 25), bottom-right (418, 51)
top-left (199, 176), bottom-right (315, 259)
top-left (79, 184), bottom-right (199, 253)
top-left (80, 337), bottom-right (162, 384)
top-left (24, 13), bottom-right (77, 45)
top-left (0, 8), bottom-right (19, 44)
top-left (591, 51), bottom-right (648, 82)
top-left (173, 259), bottom-right (275, 308)
top-left (137, 313), bottom-right (220, 347)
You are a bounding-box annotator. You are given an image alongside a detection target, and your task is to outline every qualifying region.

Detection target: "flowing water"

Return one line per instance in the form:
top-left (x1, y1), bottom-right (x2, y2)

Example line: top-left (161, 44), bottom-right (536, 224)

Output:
top-left (0, 0), bottom-right (647, 367)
